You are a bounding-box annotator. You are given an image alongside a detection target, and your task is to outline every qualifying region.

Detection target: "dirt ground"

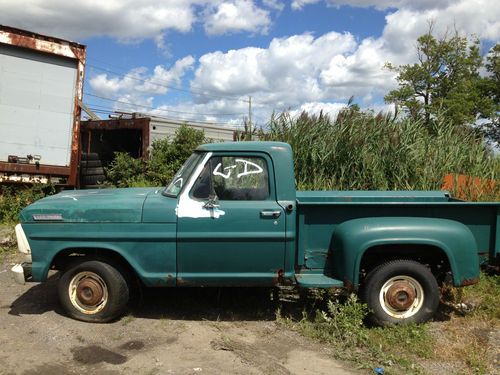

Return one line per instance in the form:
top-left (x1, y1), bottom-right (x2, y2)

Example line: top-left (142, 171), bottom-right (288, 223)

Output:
top-left (0, 253), bottom-right (359, 375)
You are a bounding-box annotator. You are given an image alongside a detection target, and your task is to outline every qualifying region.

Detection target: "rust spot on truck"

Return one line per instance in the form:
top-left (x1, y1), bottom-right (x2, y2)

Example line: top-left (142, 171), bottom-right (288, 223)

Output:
top-left (460, 277), bottom-right (479, 286)
top-left (272, 269), bottom-right (285, 285)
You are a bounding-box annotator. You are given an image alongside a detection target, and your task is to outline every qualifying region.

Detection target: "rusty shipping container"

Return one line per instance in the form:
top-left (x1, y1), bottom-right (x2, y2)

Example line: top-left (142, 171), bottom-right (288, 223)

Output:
top-left (0, 25), bottom-right (86, 186)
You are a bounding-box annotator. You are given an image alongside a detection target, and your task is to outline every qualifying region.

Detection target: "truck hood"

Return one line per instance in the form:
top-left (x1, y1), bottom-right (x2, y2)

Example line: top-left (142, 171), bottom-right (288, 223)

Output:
top-left (20, 188), bottom-right (163, 223)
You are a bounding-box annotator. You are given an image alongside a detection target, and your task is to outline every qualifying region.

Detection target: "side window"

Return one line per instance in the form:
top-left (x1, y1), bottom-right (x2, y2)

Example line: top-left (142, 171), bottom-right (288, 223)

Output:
top-left (191, 156), bottom-right (270, 201)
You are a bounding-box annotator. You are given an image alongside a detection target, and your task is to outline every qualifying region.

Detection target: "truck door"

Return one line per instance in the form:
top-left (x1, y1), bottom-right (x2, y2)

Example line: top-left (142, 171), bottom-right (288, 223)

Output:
top-left (176, 152), bottom-right (286, 286)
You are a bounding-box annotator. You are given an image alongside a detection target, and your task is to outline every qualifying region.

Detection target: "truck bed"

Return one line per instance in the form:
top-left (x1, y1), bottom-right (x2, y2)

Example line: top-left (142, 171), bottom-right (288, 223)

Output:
top-left (296, 190), bottom-right (500, 274)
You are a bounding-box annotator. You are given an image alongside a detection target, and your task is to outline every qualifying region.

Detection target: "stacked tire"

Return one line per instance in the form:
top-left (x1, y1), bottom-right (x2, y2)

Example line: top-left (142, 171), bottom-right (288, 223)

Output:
top-left (80, 152), bottom-right (106, 188)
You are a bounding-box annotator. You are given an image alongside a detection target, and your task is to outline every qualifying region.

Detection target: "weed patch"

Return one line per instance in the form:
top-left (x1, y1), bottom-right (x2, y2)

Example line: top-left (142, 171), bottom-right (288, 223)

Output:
top-left (278, 293), bottom-right (430, 374)
top-left (279, 274), bottom-right (499, 375)
top-left (0, 184), bottom-right (55, 224)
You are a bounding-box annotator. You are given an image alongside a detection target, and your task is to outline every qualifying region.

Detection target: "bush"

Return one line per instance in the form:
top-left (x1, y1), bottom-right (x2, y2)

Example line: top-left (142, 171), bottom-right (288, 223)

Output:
top-left (106, 124), bottom-right (206, 188)
top-left (105, 152), bottom-right (145, 188)
top-left (0, 184), bottom-right (55, 223)
top-left (146, 125), bottom-right (206, 185)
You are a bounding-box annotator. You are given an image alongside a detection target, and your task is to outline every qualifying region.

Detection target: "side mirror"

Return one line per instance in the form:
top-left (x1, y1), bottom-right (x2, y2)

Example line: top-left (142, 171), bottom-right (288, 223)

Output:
top-left (203, 194), bottom-right (219, 209)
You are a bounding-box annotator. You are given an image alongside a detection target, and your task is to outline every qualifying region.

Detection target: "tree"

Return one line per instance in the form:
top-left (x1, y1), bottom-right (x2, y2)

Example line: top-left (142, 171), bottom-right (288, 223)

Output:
top-left (479, 44), bottom-right (500, 144)
top-left (384, 28), bottom-right (496, 129)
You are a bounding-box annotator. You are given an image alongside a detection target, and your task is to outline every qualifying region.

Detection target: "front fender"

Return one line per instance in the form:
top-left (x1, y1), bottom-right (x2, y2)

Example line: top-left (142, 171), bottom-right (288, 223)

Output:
top-left (22, 223), bottom-right (176, 287)
top-left (331, 217), bottom-right (479, 287)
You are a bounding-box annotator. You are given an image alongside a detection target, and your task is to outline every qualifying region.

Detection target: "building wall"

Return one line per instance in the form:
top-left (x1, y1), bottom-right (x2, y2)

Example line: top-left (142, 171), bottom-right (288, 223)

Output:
top-left (146, 115), bottom-right (237, 143)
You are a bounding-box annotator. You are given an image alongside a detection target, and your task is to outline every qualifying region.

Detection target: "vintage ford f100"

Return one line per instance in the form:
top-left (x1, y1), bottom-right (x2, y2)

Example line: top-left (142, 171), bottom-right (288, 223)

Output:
top-left (11, 142), bottom-right (500, 325)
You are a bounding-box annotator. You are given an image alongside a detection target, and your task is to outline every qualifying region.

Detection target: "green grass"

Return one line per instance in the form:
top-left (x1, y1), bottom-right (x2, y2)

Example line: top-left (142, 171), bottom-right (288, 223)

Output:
top-left (278, 273), bottom-right (499, 375)
top-left (461, 272), bottom-right (500, 320)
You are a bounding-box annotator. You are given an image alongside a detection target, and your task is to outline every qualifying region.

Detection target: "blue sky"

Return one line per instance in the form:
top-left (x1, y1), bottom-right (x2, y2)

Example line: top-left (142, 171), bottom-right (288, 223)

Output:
top-left (1, 0), bottom-right (499, 128)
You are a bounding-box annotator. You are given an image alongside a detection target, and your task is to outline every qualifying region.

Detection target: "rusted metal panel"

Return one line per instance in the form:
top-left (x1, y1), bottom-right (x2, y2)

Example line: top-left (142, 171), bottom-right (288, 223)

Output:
top-left (0, 25), bottom-right (85, 60)
top-left (0, 25), bottom-right (86, 186)
top-left (0, 162), bottom-right (70, 175)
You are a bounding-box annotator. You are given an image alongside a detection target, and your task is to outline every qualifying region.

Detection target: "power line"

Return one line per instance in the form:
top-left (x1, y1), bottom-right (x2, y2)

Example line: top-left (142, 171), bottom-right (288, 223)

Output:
top-left (85, 103), bottom-right (244, 127)
top-left (87, 63), bottom-right (250, 104)
top-left (85, 93), bottom-right (246, 117)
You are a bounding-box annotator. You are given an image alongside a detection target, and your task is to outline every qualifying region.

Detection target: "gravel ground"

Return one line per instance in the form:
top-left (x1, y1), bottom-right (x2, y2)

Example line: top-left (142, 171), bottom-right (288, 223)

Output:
top-left (0, 253), bottom-right (359, 375)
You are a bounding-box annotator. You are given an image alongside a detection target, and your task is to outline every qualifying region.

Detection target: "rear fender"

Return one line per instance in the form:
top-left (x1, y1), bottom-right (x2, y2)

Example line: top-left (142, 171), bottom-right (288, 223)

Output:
top-left (331, 217), bottom-right (479, 287)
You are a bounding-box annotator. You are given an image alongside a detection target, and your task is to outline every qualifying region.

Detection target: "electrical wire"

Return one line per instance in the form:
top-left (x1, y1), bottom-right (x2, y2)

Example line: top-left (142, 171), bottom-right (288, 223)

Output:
top-left (87, 63), bottom-right (250, 104)
top-left (85, 93), bottom-right (246, 118)
top-left (85, 104), bottom-right (245, 128)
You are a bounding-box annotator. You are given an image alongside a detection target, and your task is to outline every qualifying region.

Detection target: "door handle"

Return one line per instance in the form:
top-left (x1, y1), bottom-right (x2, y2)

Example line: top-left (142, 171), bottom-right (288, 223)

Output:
top-left (260, 210), bottom-right (281, 218)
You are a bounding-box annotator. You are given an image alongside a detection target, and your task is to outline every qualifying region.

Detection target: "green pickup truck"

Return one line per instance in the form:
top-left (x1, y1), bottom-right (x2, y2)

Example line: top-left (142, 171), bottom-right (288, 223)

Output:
top-left (11, 142), bottom-right (500, 325)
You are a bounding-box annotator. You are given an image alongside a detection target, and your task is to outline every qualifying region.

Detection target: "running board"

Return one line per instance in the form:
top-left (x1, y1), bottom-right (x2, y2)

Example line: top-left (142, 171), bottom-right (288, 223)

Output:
top-left (295, 273), bottom-right (344, 288)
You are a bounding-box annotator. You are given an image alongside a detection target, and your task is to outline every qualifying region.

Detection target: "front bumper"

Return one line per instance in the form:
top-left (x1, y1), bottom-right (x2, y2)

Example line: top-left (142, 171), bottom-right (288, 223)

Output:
top-left (10, 223), bottom-right (33, 285)
top-left (11, 262), bottom-right (32, 285)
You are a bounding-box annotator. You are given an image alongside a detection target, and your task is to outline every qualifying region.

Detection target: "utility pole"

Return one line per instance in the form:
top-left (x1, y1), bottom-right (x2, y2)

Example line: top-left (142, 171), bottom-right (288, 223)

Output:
top-left (248, 96), bottom-right (252, 141)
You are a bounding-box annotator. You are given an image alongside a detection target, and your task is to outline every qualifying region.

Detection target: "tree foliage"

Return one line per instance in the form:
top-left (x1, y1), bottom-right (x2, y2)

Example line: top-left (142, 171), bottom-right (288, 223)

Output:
top-left (146, 125), bottom-right (206, 185)
top-left (479, 44), bottom-right (500, 144)
top-left (385, 28), bottom-right (497, 130)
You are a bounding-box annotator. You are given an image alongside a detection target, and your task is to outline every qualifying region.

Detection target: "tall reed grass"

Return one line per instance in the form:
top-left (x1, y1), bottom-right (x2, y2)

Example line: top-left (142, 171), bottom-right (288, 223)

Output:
top-left (260, 110), bottom-right (499, 200)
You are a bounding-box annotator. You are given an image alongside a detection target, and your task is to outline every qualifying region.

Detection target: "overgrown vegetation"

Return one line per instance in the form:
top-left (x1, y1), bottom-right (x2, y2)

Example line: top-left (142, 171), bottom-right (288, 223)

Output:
top-left (278, 293), bottom-right (432, 374)
top-left (0, 184), bottom-right (55, 223)
top-left (262, 109), bottom-right (499, 200)
top-left (279, 274), bottom-right (499, 374)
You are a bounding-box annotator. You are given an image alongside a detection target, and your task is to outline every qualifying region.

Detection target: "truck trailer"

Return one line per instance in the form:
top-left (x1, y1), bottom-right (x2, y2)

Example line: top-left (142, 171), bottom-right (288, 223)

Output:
top-left (0, 25), bottom-right (86, 186)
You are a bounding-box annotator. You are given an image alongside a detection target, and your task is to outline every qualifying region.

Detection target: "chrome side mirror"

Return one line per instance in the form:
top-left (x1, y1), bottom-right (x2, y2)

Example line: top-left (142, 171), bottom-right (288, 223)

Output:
top-left (203, 195), bottom-right (219, 209)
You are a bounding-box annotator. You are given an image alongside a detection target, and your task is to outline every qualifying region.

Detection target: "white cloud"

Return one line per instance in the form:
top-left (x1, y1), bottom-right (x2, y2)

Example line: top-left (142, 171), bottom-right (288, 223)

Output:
top-left (291, 0), bottom-right (320, 10)
top-left (89, 56), bottom-right (195, 105)
top-left (289, 102), bottom-right (347, 119)
top-left (0, 0), bottom-right (276, 40)
top-left (204, 0), bottom-right (271, 35)
top-left (0, 0), bottom-right (199, 41)
top-left (262, 0), bottom-right (285, 11)
top-left (192, 32), bottom-right (357, 104)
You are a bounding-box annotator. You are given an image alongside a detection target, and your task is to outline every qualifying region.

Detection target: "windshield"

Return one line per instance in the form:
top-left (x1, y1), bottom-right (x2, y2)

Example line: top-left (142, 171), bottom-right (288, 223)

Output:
top-left (163, 152), bottom-right (204, 197)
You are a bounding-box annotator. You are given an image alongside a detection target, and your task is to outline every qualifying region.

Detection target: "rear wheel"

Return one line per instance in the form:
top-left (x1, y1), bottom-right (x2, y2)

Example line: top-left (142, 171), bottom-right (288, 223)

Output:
top-left (58, 260), bottom-right (129, 323)
top-left (362, 260), bottom-right (439, 326)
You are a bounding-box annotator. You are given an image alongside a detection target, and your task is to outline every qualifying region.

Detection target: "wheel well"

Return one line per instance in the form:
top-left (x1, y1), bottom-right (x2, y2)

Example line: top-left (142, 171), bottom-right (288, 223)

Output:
top-left (51, 248), bottom-right (138, 283)
top-left (359, 244), bottom-right (452, 284)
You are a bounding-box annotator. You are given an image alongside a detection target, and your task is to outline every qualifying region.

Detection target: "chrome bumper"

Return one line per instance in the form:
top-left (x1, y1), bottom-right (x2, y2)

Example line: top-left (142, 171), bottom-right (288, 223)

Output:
top-left (11, 262), bottom-right (32, 284)
top-left (11, 224), bottom-right (33, 284)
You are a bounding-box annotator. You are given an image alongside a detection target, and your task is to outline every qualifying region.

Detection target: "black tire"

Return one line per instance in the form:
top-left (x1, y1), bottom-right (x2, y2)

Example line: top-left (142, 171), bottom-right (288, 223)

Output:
top-left (81, 174), bottom-right (106, 185)
top-left (58, 260), bottom-right (129, 323)
top-left (80, 160), bottom-right (102, 168)
top-left (361, 260), bottom-right (440, 326)
top-left (81, 167), bottom-right (105, 176)
top-left (81, 152), bottom-right (100, 161)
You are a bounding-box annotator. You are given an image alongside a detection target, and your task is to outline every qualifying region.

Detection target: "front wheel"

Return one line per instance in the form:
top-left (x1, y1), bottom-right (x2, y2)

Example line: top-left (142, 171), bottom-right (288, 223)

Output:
top-left (362, 260), bottom-right (440, 326)
top-left (58, 260), bottom-right (129, 323)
